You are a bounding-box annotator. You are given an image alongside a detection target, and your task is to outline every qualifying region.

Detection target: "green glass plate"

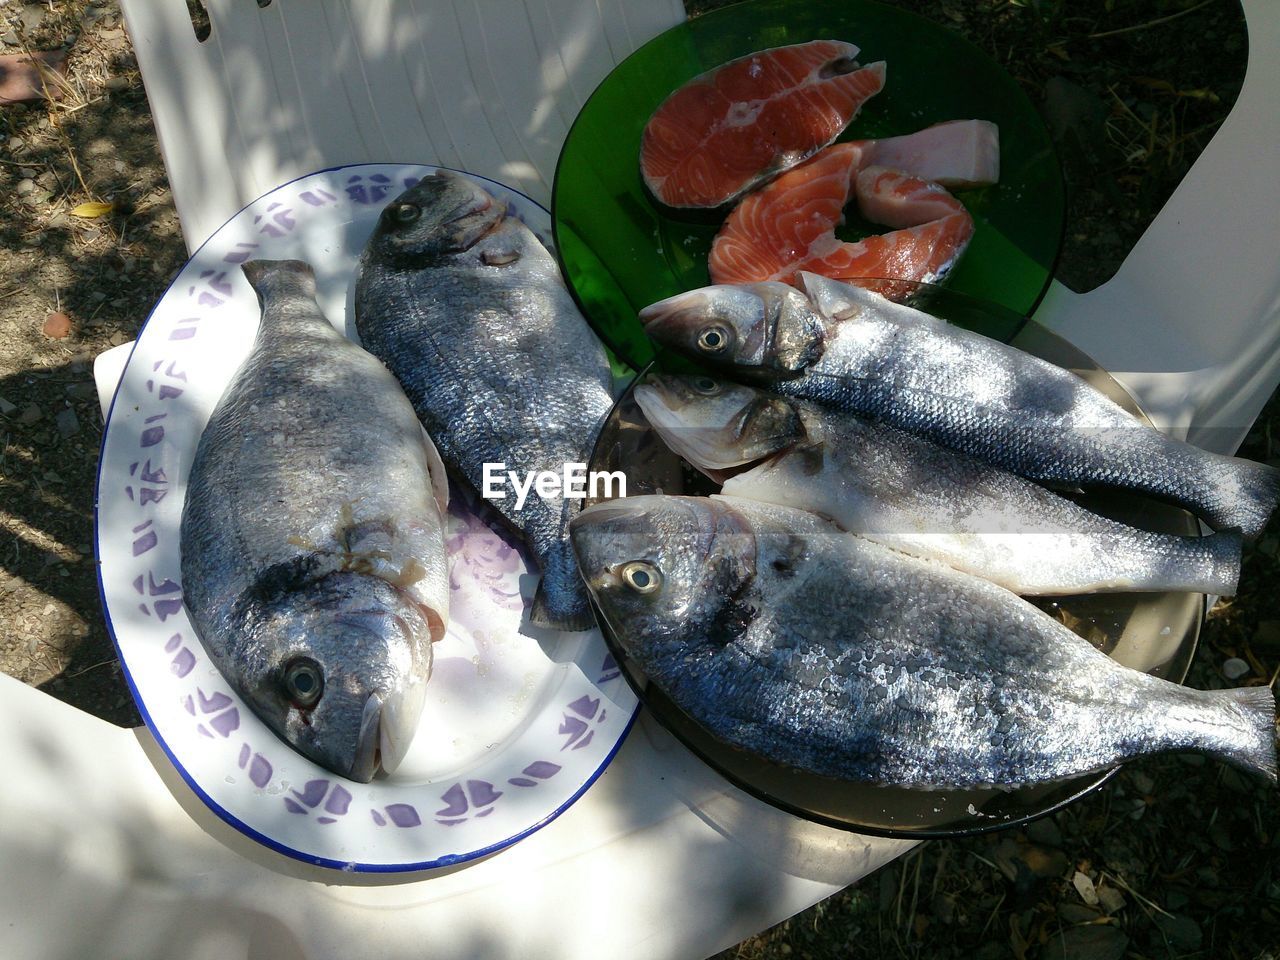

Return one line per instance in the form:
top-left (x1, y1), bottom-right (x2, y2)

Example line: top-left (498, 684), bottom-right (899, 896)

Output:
top-left (552, 0), bottom-right (1065, 369)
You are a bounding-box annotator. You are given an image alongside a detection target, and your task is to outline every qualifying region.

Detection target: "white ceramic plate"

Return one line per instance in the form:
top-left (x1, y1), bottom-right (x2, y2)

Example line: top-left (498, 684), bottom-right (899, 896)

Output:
top-left (95, 163), bottom-right (639, 872)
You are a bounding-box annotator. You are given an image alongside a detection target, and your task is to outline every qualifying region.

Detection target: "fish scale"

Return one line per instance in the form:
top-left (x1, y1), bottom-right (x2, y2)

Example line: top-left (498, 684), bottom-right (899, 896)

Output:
top-left (569, 495), bottom-right (1277, 788)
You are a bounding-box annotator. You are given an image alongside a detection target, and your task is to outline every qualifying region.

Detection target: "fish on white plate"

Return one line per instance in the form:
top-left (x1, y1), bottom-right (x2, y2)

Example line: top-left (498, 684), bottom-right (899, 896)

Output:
top-left (181, 260), bottom-right (450, 783)
top-left (355, 170), bottom-right (614, 631)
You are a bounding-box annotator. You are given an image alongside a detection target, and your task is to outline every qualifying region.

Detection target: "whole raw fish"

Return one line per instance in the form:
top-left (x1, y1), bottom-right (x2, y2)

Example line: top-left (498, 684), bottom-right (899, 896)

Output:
top-left (570, 495), bottom-right (1277, 787)
top-left (355, 171), bottom-right (613, 630)
top-left (640, 275), bottom-right (1280, 538)
top-left (634, 373), bottom-right (1242, 595)
top-left (181, 260), bottom-right (450, 782)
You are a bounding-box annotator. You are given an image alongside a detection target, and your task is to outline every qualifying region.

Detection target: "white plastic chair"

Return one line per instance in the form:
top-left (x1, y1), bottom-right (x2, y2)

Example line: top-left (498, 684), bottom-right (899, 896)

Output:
top-left (4, 2), bottom-right (1277, 959)
top-left (1032, 0), bottom-right (1280, 455)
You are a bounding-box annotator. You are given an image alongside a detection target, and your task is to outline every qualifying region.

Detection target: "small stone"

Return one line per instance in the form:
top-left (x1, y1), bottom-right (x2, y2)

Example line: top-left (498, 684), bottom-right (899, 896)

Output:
top-left (1025, 816), bottom-right (1063, 848)
top-left (88, 290), bottom-right (107, 303)
top-left (19, 166), bottom-right (37, 178)
top-left (108, 330), bottom-right (129, 346)
top-left (16, 178), bottom-right (36, 195)
top-left (1047, 923), bottom-right (1128, 960)
top-left (1221, 657), bottom-right (1250, 680)
top-left (104, 75), bottom-right (128, 92)
top-left (0, 395), bottom-right (16, 415)
top-left (1072, 870), bottom-right (1100, 906)
top-left (65, 381), bottom-right (97, 400)
top-left (54, 407), bottom-right (79, 437)
top-left (1096, 883), bottom-right (1126, 914)
top-left (18, 403), bottom-right (42, 425)
top-left (43, 470), bottom-right (64, 484)
top-left (1155, 915), bottom-right (1202, 951)
top-left (42, 311), bottom-right (73, 338)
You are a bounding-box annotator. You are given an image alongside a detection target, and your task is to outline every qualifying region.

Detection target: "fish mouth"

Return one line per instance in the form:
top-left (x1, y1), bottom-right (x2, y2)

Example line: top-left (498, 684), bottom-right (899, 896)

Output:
top-left (352, 683), bottom-right (425, 781)
top-left (637, 289), bottom-right (715, 342)
top-left (634, 381), bottom-right (753, 476)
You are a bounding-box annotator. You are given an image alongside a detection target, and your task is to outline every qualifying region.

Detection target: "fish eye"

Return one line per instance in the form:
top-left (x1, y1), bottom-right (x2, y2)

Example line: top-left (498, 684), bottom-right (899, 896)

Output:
top-left (619, 560), bottom-right (662, 594)
top-left (282, 656), bottom-right (324, 709)
top-left (697, 325), bottom-right (732, 354)
top-left (391, 202), bottom-right (421, 225)
top-left (691, 376), bottom-right (721, 396)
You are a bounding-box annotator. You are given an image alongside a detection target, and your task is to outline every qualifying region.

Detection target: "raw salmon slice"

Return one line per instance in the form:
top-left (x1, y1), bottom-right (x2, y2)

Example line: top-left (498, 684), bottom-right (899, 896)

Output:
top-left (708, 143), bottom-right (978, 299)
top-left (640, 40), bottom-right (887, 209)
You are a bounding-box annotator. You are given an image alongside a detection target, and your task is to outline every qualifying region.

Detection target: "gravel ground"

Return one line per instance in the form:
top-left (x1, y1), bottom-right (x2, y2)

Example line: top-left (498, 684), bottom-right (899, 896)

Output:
top-left (2, 1), bottom-right (1275, 958)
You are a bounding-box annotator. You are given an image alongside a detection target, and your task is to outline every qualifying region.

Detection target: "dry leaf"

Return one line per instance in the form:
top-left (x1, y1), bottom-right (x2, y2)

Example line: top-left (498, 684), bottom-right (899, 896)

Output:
top-left (71, 201), bottom-right (116, 219)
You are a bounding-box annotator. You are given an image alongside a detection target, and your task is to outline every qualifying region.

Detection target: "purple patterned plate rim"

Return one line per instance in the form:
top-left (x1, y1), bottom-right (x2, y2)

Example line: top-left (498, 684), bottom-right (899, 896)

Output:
top-left (93, 162), bottom-right (641, 872)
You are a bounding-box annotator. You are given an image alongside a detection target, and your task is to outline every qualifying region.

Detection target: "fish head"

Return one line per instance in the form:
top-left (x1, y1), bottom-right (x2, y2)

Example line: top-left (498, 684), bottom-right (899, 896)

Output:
top-left (570, 496), bottom-right (758, 664)
top-left (364, 170), bottom-right (506, 262)
top-left (236, 574), bottom-right (435, 783)
top-left (633, 373), bottom-right (804, 479)
top-left (638, 283), bottom-right (828, 380)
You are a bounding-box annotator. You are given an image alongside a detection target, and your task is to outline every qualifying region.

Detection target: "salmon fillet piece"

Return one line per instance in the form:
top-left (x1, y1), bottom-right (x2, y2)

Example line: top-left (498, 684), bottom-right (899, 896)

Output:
top-left (708, 141), bottom-right (981, 299)
top-left (641, 40), bottom-right (886, 209)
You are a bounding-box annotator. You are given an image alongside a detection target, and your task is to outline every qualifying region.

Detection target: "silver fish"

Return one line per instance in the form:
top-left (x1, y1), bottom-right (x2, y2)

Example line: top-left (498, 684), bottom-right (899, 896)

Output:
top-left (355, 171), bottom-right (613, 630)
top-left (570, 495), bottom-right (1277, 787)
top-left (639, 275), bottom-right (1280, 538)
top-left (180, 260), bottom-right (450, 782)
top-left (633, 373), bottom-right (1242, 595)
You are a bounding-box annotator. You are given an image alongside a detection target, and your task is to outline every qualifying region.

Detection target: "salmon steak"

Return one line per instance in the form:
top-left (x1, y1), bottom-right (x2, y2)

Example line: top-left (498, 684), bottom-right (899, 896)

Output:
top-left (640, 39), bottom-right (886, 209)
top-left (708, 134), bottom-right (988, 299)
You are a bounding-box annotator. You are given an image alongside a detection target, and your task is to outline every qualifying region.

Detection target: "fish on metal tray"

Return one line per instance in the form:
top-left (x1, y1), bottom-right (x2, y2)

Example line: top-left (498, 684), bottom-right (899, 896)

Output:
top-left (570, 494), bottom-right (1277, 788)
top-left (639, 275), bottom-right (1280, 538)
top-left (180, 260), bottom-right (450, 782)
top-left (355, 170), bottom-right (614, 631)
top-left (634, 372), bottom-right (1242, 596)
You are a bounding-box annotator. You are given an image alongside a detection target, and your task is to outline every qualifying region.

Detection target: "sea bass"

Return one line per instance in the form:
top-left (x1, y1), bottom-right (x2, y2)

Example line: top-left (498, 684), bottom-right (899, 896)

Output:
top-left (355, 171), bottom-right (613, 630)
top-left (640, 275), bottom-right (1280, 538)
top-left (570, 495), bottom-right (1277, 787)
top-left (634, 373), bottom-right (1242, 595)
top-left (180, 260), bottom-right (450, 782)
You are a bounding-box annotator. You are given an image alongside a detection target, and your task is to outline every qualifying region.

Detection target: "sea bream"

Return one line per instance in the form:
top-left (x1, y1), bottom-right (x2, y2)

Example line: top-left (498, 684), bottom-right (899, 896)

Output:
top-left (180, 260), bottom-right (450, 782)
top-left (633, 373), bottom-right (1242, 596)
top-left (640, 275), bottom-right (1280, 538)
top-left (355, 171), bottom-right (613, 630)
top-left (570, 495), bottom-right (1277, 788)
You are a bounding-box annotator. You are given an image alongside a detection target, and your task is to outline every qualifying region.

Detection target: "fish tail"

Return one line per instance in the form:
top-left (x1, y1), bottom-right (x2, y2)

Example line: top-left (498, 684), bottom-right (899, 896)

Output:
top-left (1197, 685), bottom-right (1278, 783)
top-left (1196, 451), bottom-right (1280, 540)
top-left (241, 259), bottom-right (320, 313)
top-left (529, 539), bottom-right (597, 632)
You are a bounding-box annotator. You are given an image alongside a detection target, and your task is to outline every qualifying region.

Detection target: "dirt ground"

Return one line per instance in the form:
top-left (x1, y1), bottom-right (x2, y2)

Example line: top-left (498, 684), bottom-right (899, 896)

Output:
top-left (1, 1), bottom-right (1276, 958)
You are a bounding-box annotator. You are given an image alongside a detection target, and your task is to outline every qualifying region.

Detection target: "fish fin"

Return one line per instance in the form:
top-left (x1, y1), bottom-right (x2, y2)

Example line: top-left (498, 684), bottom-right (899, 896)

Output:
top-left (1212, 685), bottom-right (1278, 783)
top-left (418, 426), bottom-right (450, 515)
top-left (529, 582), bottom-right (597, 632)
top-left (528, 534), bottom-right (598, 632)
